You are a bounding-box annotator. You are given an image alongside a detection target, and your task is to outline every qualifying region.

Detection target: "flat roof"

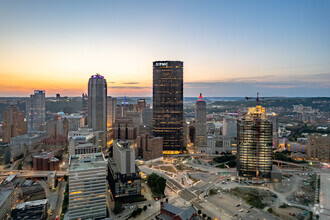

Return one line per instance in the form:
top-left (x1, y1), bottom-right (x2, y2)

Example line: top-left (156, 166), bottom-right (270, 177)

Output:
top-left (16, 199), bottom-right (48, 209)
top-left (69, 153), bottom-right (106, 171)
top-left (0, 188), bottom-right (12, 205)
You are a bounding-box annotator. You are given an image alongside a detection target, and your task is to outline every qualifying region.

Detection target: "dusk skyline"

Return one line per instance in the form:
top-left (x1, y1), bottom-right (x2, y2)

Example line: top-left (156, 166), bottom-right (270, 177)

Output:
top-left (1, 0), bottom-right (329, 97)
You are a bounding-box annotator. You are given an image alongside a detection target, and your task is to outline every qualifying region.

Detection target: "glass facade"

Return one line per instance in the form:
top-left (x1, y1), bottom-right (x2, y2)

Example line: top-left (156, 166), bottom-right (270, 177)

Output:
top-left (152, 61), bottom-right (185, 154)
top-left (237, 106), bottom-right (273, 180)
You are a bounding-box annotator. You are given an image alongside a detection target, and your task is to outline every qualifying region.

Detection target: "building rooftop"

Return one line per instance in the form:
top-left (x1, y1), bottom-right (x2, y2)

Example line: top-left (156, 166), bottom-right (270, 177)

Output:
top-left (0, 188), bottom-right (12, 206)
top-left (115, 140), bottom-right (133, 152)
top-left (16, 199), bottom-right (48, 209)
top-left (69, 153), bottom-right (106, 171)
top-left (161, 203), bottom-right (196, 220)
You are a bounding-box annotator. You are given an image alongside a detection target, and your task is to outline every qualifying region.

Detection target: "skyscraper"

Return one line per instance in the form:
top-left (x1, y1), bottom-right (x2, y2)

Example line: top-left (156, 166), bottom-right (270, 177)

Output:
top-left (69, 153), bottom-right (107, 219)
top-left (26, 90), bottom-right (45, 133)
top-left (153, 61), bottom-right (184, 154)
top-left (107, 96), bottom-right (117, 129)
top-left (88, 74), bottom-right (107, 146)
top-left (195, 93), bottom-right (207, 153)
top-left (237, 105), bottom-right (273, 181)
top-left (2, 105), bottom-right (27, 143)
top-left (82, 93), bottom-right (88, 114)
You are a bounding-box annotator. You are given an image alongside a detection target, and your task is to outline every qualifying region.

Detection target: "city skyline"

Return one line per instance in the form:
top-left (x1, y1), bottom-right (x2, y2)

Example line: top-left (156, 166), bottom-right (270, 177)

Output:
top-left (1, 0), bottom-right (330, 97)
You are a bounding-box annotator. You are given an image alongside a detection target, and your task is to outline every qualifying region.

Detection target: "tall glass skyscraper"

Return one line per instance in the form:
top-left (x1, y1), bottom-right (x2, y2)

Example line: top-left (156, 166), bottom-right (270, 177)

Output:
top-left (195, 93), bottom-right (207, 153)
top-left (26, 90), bottom-right (45, 133)
top-left (237, 105), bottom-right (273, 181)
top-left (88, 74), bottom-right (107, 146)
top-left (153, 61), bottom-right (184, 154)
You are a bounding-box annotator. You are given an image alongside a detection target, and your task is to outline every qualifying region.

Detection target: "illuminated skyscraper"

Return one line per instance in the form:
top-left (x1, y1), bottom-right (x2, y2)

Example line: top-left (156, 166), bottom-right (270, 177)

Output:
top-left (195, 93), bottom-right (207, 153)
top-left (26, 90), bottom-right (45, 133)
top-left (88, 74), bottom-right (107, 146)
top-left (153, 61), bottom-right (184, 154)
top-left (237, 106), bottom-right (273, 180)
top-left (107, 96), bottom-right (117, 129)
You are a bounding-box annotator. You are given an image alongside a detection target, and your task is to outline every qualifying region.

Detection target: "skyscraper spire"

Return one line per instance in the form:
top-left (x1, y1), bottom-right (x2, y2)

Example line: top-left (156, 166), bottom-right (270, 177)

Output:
top-left (197, 93), bottom-right (204, 101)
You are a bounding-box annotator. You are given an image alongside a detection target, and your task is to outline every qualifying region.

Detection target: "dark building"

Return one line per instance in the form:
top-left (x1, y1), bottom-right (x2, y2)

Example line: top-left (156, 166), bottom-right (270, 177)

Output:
top-left (188, 122), bottom-right (196, 144)
top-left (153, 61), bottom-right (184, 154)
top-left (82, 93), bottom-right (88, 114)
top-left (0, 142), bottom-right (11, 165)
top-left (237, 106), bottom-right (273, 181)
top-left (56, 93), bottom-right (61, 99)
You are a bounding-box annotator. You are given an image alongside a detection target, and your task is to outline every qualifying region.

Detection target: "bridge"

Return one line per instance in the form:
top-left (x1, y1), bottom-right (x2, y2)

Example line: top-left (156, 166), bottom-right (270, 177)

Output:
top-left (0, 170), bottom-right (68, 178)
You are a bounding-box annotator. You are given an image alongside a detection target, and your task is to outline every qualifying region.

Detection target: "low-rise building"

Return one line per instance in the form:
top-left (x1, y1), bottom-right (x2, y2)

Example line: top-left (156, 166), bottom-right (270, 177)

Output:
top-left (33, 152), bottom-right (60, 171)
top-left (11, 199), bottom-right (48, 220)
top-left (156, 201), bottom-right (198, 220)
top-left (0, 188), bottom-right (13, 219)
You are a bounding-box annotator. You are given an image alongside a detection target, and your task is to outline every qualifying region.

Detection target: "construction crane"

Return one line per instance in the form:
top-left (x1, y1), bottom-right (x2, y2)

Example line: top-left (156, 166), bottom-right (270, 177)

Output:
top-left (243, 93), bottom-right (284, 184)
top-left (245, 92), bottom-right (284, 106)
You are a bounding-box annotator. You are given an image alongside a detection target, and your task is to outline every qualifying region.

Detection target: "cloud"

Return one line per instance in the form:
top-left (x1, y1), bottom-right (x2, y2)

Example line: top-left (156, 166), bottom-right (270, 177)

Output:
top-left (122, 82), bottom-right (140, 85)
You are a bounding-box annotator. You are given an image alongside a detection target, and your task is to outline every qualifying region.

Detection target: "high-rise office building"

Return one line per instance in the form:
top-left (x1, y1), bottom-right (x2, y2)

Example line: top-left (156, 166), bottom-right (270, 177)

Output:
top-left (223, 116), bottom-right (237, 137)
top-left (107, 96), bottom-right (117, 129)
top-left (153, 61), bottom-right (184, 154)
top-left (26, 90), bottom-right (46, 133)
top-left (108, 140), bottom-right (141, 200)
top-left (2, 105), bottom-right (27, 143)
top-left (69, 153), bottom-right (107, 219)
top-left (82, 93), bottom-right (88, 114)
top-left (195, 93), bottom-right (207, 153)
top-left (88, 74), bottom-right (107, 146)
top-left (137, 99), bottom-right (146, 112)
top-left (237, 106), bottom-right (273, 181)
top-left (136, 134), bottom-right (163, 161)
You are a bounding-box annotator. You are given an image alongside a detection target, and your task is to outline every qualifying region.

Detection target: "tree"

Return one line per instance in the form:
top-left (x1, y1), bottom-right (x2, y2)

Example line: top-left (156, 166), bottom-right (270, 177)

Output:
top-left (202, 213), bottom-right (207, 218)
top-left (147, 173), bottom-right (166, 195)
top-left (198, 210), bottom-right (202, 214)
top-left (143, 205), bottom-right (147, 211)
top-left (113, 202), bottom-right (123, 214)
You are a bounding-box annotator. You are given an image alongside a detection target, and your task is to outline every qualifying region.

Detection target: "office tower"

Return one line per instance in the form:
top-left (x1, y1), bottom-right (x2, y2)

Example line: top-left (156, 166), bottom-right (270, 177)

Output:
top-left (108, 140), bottom-right (141, 200)
top-left (112, 118), bottom-right (137, 142)
top-left (26, 90), bottom-right (46, 133)
top-left (237, 106), bottom-right (273, 181)
top-left (87, 74), bottom-right (107, 146)
top-left (82, 93), bottom-right (88, 114)
top-left (56, 94), bottom-right (60, 99)
top-left (153, 61), bottom-right (184, 154)
top-left (107, 96), bottom-right (117, 129)
top-left (195, 93), bottom-right (207, 153)
top-left (69, 153), bottom-right (107, 219)
top-left (223, 116), bottom-right (237, 137)
top-left (137, 99), bottom-right (146, 112)
top-left (307, 134), bottom-right (330, 162)
top-left (267, 113), bottom-right (279, 148)
top-left (189, 122), bottom-right (196, 144)
top-left (2, 105), bottom-right (27, 143)
top-left (136, 134), bottom-right (163, 160)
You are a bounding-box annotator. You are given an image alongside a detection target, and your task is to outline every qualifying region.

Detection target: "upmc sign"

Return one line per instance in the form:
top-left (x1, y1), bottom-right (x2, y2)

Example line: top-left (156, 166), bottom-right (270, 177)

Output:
top-left (155, 62), bottom-right (168, 67)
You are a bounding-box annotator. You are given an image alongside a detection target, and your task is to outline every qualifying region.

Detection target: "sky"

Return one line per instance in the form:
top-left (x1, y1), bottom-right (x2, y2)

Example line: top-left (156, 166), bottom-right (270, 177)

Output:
top-left (0, 0), bottom-right (329, 97)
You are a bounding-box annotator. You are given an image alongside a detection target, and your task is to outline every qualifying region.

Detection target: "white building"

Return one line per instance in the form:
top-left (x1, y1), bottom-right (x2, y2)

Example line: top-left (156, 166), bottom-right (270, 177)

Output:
top-left (222, 116), bottom-right (237, 137)
top-left (113, 140), bottom-right (135, 175)
top-left (68, 128), bottom-right (100, 156)
top-left (69, 153), bottom-right (107, 220)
